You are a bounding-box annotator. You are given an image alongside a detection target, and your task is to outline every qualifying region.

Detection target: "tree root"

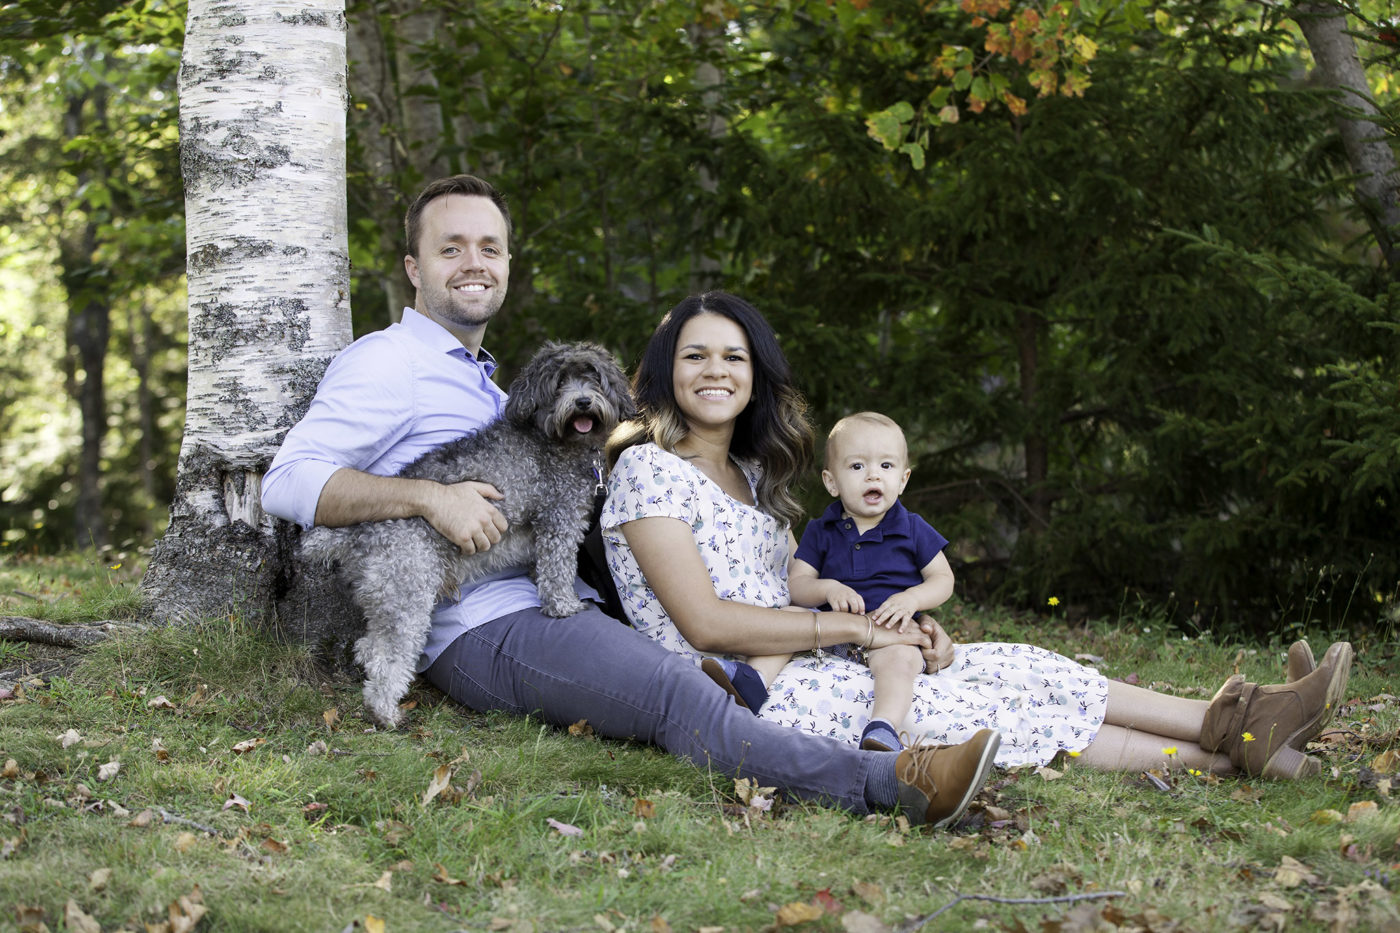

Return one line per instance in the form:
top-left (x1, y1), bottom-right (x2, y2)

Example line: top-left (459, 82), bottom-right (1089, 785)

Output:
top-left (0, 616), bottom-right (132, 647)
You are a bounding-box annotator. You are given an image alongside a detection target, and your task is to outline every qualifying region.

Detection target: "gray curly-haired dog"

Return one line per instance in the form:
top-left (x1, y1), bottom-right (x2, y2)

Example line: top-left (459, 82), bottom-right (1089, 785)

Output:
top-left (301, 341), bottom-right (636, 728)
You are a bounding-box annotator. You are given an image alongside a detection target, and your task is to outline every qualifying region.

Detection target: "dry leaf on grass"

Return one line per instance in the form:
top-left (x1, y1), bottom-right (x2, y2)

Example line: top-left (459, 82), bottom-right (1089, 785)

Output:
top-left (87, 868), bottom-right (111, 892)
top-left (434, 863), bottom-right (471, 886)
top-left (230, 738), bottom-right (264, 754)
top-left (96, 760), bottom-right (119, 782)
top-left (222, 793), bottom-right (251, 813)
top-left (147, 695), bottom-right (177, 710)
top-left (422, 764), bottom-right (452, 806)
top-left (774, 901), bottom-right (824, 926)
top-left (148, 885), bottom-right (206, 933)
top-left (64, 900), bottom-right (101, 933)
top-left (569, 719), bottom-right (594, 737)
top-left (57, 728), bottom-right (82, 748)
top-left (1345, 800), bottom-right (1378, 822)
top-left (841, 910), bottom-right (893, 933)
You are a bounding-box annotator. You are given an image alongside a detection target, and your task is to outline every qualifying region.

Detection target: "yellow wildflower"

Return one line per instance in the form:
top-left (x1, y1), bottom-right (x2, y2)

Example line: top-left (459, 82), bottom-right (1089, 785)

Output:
top-left (1067, 750), bottom-right (1080, 757)
top-left (1188, 768), bottom-right (1202, 776)
top-left (1242, 732), bottom-right (1255, 743)
top-left (1047, 596), bottom-right (1060, 607)
top-left (1161, 746), bottom-right (1177, 756)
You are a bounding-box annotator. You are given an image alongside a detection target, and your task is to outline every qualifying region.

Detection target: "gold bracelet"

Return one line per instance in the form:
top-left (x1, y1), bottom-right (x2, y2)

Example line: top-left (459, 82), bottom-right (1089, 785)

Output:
top-left (863, 616), bottom-right (874, 650)
top-left (813, 613), bottom-right (822, 653)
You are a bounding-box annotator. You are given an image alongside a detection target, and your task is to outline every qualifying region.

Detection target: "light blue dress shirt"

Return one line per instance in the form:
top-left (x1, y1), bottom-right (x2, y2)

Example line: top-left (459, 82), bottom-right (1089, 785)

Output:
top-left (262, 308), bottom-right (593, 670)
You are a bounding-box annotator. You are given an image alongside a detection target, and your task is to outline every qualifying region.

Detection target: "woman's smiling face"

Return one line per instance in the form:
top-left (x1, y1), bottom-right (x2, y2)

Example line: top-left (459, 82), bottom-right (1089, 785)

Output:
top-left (672, 312), bottom-right (754, 435)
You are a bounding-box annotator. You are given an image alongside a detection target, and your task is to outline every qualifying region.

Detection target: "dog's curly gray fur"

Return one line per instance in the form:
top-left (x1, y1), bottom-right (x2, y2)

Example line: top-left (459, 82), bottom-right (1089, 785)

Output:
top-left (301, 341), bottom-right (636, 728)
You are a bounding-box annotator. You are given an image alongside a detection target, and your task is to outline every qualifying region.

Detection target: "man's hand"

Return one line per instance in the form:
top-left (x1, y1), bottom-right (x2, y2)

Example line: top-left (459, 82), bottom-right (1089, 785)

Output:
top-left (918, 617), bottom-right (955, 674)
top-left (869, 591), bottom-right (922, 632)
top-left (423, 480), bottom-right (507, 554)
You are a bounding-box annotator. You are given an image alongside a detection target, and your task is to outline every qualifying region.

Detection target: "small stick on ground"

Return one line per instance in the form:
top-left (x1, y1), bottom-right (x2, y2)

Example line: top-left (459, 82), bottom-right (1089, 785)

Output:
top-left (911, 890), bottom-right (1129, 929)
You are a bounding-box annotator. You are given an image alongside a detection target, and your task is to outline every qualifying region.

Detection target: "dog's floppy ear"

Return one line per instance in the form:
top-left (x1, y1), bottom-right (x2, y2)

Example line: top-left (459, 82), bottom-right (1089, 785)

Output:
top-left (503, 342), bottom-right (561, 426)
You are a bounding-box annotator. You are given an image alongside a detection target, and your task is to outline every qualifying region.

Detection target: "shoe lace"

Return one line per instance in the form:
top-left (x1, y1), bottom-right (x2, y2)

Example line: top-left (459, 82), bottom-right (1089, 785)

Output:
top-left (900, 744), bottom-right (943, 796)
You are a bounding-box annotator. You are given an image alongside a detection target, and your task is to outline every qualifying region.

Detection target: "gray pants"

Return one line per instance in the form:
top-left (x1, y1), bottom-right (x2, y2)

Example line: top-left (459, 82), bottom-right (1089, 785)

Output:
top-left (425, 604), bottom-right (882, 812)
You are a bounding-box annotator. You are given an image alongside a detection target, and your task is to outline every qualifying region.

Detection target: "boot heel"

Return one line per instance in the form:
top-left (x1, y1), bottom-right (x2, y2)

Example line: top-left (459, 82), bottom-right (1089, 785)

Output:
top-left (1261, 745), bottom-right (1320, 780)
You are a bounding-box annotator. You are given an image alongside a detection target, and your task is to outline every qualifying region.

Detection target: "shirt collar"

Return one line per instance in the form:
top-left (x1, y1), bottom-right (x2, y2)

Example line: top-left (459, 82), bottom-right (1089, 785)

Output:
top-left (399, 307), bottom-right (498, 376)
top-left (819, 498), bottom-right (913, 539)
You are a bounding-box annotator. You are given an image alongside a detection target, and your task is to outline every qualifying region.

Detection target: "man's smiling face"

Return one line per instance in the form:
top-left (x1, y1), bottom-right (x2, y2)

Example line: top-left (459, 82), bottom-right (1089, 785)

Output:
top-left (404, 193), bottom-right (510, 344)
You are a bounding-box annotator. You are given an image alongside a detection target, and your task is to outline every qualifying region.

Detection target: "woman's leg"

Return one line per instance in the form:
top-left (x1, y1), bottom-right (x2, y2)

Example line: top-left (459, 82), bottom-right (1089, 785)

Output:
top-left (1074, 723), bottom-right (1233, 774)
top-left (1101, 680), bottom-right (1210, 741)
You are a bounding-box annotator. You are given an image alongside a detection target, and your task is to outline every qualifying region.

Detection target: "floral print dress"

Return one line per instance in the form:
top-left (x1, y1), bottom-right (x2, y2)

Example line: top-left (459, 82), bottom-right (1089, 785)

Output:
top-left (600, 443), bottom-right (1108, 767)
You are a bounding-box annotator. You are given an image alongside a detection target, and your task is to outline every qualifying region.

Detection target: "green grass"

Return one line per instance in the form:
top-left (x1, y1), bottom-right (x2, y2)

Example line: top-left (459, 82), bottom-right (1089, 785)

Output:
top-left (0, 552), bottom-right (1397, 932)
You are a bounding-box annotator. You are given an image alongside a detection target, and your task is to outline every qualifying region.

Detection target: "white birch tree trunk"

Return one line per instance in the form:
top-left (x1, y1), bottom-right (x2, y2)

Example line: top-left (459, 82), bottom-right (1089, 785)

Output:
top-left (1294, 1), bottom-right (1400, 269)
top-left (144, 0), bottom-right (356, 637)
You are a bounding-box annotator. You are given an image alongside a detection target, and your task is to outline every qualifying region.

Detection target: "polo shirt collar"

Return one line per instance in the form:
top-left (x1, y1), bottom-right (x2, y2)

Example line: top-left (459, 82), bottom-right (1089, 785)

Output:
top-left (819, 498), bottom-right (914, 541)
top-left (399, 307), bottom-right (498, 376)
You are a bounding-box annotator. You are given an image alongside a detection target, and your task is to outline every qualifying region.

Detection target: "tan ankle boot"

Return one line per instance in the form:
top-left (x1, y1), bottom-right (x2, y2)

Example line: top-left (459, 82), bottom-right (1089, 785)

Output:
top-left (1286, 640), bottom-right (1315, 682)
top-left (1200, 642), bottom-right (1352, 779)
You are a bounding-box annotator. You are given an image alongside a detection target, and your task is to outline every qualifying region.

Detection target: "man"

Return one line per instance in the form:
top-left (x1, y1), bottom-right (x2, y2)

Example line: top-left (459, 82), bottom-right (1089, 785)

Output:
top-left (261, 174), bottom-right (999, 828)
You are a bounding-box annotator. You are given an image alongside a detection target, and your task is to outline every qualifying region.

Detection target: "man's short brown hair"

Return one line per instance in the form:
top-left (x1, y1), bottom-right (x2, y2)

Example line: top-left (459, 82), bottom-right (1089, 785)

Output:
top-left (403, 174), bottom-right (513, 258)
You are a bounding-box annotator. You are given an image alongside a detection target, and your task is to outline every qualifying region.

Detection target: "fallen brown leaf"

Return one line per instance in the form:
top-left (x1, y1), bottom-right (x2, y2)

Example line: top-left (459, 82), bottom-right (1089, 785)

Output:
top-left (422, 764), bottom-right (452, 806)
top-left (434, 863), bottom-right (471, 886)
top-left (774, 901), bottom-right (824, 926)
top-left (63, 900), bottom-right (100, 933)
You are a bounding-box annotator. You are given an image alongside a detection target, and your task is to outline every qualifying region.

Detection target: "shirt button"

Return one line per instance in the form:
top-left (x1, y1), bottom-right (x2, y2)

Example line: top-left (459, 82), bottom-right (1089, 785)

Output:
top-left (854, 544), bottom-right (861, 550)
top-left (844, 523), bottom-right (852, 530)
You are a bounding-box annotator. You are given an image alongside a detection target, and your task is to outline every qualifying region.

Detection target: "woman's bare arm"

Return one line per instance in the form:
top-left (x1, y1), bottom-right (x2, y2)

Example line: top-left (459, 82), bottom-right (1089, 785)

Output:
top-left (621, 516), bottom-right (929, 656)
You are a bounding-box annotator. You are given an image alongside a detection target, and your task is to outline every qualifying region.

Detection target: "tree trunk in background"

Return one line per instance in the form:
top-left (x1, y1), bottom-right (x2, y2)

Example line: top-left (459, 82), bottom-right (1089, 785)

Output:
top-left (143, 0), bottom-right (357, 645)
top-left (1294, 1), bottom-right (1400, 270)
top-left (346, 0), bottom-right (456, 325)
top-left (60, 80), bottom-right (110, 551)
top-left (128, 297), bottom-right (156, 540)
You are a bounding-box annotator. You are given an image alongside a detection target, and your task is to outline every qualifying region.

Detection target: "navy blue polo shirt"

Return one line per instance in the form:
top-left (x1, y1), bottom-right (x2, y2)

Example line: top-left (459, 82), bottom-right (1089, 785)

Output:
top-left (793, 500), bottom-right (949, 610)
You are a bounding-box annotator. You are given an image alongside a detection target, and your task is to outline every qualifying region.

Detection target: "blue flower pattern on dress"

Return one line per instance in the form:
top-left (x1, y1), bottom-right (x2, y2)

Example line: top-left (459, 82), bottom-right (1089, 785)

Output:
top-left (600, 443), bottom-right (1109, 767)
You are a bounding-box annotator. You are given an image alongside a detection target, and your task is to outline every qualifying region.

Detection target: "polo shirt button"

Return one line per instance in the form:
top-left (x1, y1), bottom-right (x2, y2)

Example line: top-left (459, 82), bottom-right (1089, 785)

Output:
top-left (854, 544), bottom-right (861, 550)
top-left (844, 523), bottom-right (852, 530)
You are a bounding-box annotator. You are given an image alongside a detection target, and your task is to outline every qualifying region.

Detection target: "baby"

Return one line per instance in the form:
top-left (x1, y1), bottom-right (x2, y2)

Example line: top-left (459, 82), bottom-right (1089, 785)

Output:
top-left (742, 411), bottom-right (954, 752)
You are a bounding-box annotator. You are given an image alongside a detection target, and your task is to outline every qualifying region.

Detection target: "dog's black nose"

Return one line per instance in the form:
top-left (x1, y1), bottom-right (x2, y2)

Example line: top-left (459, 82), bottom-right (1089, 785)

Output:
top-left (575, 397), bottom-right (593, 410)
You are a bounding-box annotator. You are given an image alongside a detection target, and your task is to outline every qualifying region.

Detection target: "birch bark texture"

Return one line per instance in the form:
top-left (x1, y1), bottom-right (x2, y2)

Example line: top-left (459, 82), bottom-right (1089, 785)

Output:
top-left (144, 1), bottom-right (356, 637)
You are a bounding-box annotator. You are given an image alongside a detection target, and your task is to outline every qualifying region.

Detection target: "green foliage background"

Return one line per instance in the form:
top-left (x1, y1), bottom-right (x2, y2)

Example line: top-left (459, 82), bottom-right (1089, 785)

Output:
top-left (1, 0), bottom-right (1397, 636)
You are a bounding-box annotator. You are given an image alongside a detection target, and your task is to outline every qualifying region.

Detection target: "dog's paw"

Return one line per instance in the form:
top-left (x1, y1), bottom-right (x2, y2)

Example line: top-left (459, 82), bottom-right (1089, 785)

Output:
top-left (542, 597), bottom-right (586, 618)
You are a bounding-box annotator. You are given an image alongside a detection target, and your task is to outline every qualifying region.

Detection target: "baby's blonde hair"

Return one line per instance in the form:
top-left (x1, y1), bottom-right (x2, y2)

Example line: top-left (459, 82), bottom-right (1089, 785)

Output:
top-left (824, 411), bottom-right (908, 467)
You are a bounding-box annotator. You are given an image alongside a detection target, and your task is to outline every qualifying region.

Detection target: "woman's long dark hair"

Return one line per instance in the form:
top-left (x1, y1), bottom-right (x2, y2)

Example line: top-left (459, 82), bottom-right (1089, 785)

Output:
top-left (607, 291), bottom-right (814, 526)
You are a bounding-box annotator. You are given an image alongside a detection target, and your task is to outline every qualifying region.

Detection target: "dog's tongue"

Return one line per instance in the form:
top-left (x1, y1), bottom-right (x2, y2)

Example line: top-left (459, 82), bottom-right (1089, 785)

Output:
top-left (572, 415), bottom-right (595, 434)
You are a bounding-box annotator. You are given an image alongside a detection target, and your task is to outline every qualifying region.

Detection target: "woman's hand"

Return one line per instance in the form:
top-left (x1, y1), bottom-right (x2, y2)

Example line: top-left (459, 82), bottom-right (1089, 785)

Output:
top-left (918, 617), bottom-right (955, 673)
top-left (866, 620), bottom-right (932, 651)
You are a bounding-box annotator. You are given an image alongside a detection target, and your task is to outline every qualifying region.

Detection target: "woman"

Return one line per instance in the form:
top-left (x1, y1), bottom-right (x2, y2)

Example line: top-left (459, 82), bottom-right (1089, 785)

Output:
top-left (601, 291), bottom-right (1351, 778)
